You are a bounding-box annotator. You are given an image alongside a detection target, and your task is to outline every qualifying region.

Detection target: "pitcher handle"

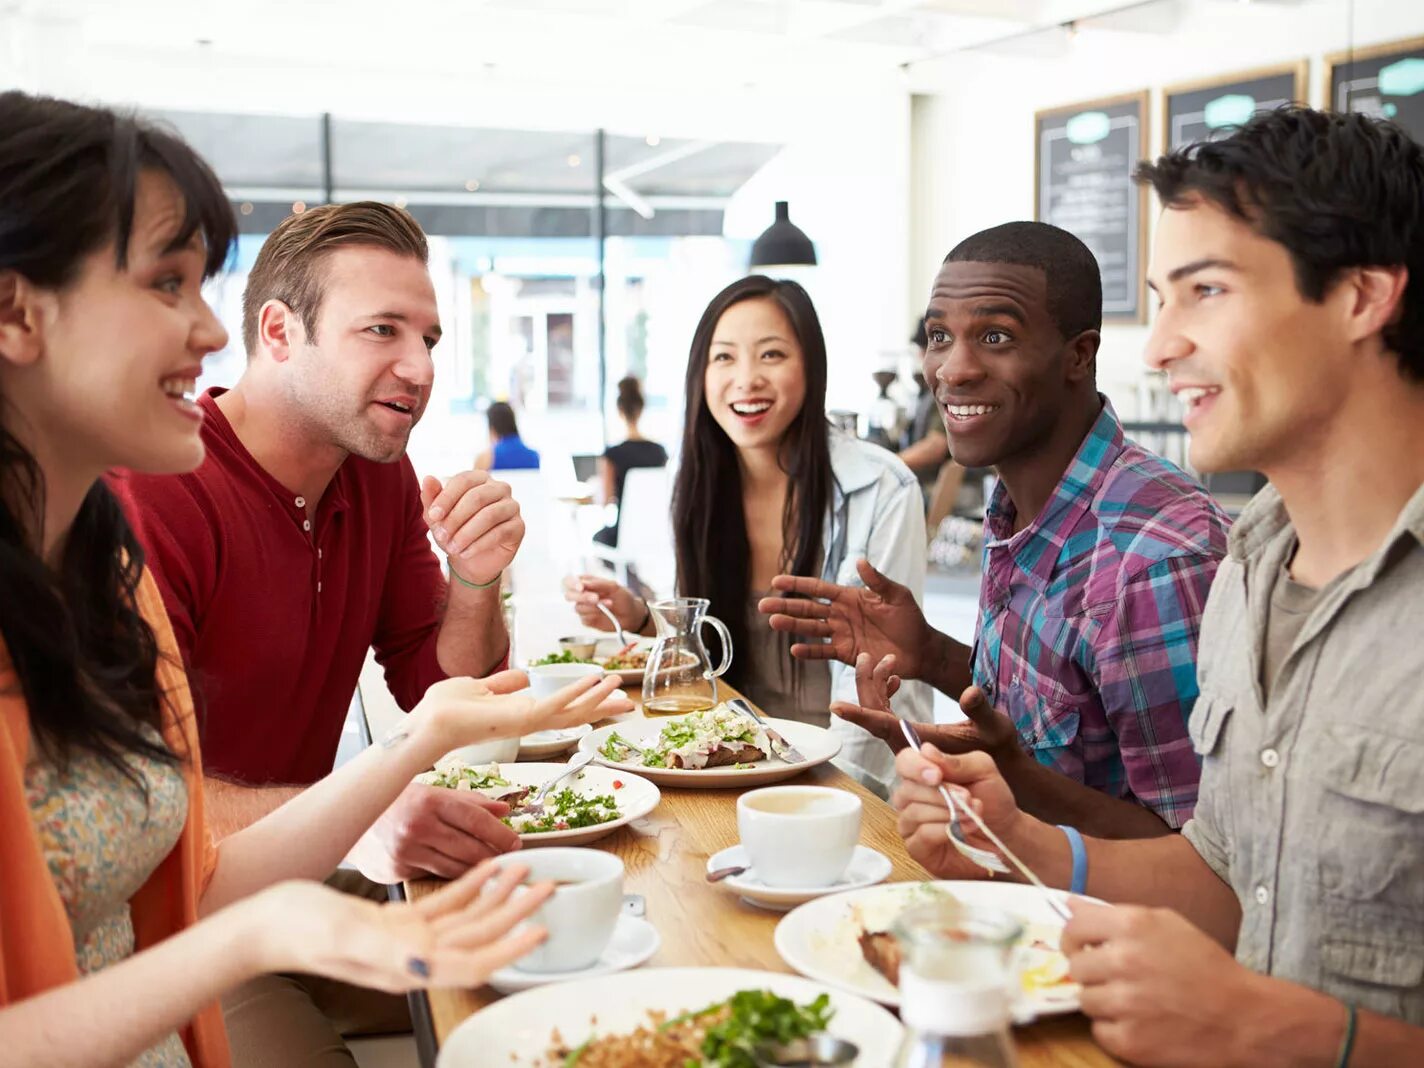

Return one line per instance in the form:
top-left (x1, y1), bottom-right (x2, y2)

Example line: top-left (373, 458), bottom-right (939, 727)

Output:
top-left (700, 613), bottom-right (734, 680)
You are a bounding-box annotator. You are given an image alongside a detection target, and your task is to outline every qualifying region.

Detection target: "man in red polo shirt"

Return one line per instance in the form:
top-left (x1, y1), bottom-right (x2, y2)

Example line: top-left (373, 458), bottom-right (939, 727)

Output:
top-left (112, 202), bottom-right (582, 1059)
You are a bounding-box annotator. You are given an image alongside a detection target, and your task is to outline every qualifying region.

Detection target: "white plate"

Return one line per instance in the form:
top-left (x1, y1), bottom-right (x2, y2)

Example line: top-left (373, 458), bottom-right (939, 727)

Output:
top-left (517, 724), bottom-right (592, 760)
top-left (579, 716), bottom-right (841, 787)
top-left (436, 966), bottom-right (904, 1067)
top-left (594, 636), bottom-right (655, 687)
top-left (467, 762), bottom-right (660, 847)
top-left (489, 914), bottom-right (660, 994)
top-left (773, 880), bottom-right (1084, 1022)
top-left (707, 844), bottom-right (893, 912)
top-left (525, 638), bottom-right (656, 687)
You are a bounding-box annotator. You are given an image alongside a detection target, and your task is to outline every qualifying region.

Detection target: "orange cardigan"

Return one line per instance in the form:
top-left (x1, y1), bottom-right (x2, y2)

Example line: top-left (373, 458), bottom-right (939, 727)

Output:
top-left (0, 568), bottom-right (230, 1067)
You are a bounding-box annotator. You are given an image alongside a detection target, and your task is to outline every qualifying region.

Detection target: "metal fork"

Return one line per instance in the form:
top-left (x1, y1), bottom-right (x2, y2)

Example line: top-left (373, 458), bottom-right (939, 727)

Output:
top-left (729, 697), bottom-right (805, 764)
top-left (897, 718), bottom-right (1072, 923)
top-left (517, 750), bottom-right (595, 815)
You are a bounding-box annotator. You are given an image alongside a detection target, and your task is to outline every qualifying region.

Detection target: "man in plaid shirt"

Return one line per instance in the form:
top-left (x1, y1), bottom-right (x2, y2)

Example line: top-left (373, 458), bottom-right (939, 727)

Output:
top-left (762, 222), bottom-right (1229, 837)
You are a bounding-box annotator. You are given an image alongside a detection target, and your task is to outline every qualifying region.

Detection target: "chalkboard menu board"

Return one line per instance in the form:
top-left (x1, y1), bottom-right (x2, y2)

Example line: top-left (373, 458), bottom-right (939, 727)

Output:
top-left (1328, 36), bottom-right (1424, 142)
top-left (1163, 63), bottom-right (1306, 151)
top-left (1035, 92), bottom-right (1148, 323)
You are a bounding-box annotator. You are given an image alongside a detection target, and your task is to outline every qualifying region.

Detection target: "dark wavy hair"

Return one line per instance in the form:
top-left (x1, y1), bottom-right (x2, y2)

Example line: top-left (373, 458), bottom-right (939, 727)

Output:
top-left (1135, 105), bottom-right (1424, 380)
top-left (671, 276), bottom-right (831, 692)
top-left (0, 91), bottom-right (236, 781)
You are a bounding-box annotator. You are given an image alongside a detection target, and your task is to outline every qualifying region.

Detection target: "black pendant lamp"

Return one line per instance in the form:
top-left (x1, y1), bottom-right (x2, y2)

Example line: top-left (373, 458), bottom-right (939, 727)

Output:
top-left (749, 200), bottom-right (817, 269)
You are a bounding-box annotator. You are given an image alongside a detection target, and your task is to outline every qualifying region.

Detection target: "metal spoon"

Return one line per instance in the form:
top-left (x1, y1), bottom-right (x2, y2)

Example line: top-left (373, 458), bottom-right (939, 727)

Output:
top-left (706, 865), bottom-right (749, 883)
top-left (897, 718), bottom-right (1007, 875)
top-left (595, 601), bottom-right (630, 648)
top-left (754, 1034), bottom-right (859, 1066)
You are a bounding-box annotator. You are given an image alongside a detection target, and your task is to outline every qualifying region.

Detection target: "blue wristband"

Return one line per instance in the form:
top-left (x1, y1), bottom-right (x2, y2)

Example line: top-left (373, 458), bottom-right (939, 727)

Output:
top-left (1057, 824), bottom-right (1087, 895)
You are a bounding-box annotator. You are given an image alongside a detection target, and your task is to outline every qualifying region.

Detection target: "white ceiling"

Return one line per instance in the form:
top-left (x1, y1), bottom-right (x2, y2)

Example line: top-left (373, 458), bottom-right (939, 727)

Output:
top-left (6, 0), bottom-right (1307, 92)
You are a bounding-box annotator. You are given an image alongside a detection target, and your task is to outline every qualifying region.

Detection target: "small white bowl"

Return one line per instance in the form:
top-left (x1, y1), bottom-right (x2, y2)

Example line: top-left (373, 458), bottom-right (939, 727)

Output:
top-left (528, 661), bottom-right (606, 699)
top-left (557, 635), bottom-right (600, 659)
top-left (441, 736), bottom-right (520, 765)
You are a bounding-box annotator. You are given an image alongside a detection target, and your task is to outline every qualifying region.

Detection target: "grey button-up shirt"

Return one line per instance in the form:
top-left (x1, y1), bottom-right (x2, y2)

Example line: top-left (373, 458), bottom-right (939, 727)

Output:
top-left (1182, 481), bottom-right (1424, 1023)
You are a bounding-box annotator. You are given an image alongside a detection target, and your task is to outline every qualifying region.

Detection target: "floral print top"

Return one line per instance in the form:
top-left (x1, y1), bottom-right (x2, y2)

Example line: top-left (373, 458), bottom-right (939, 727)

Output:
top-left (25, 722), bottom-right (192, 1068)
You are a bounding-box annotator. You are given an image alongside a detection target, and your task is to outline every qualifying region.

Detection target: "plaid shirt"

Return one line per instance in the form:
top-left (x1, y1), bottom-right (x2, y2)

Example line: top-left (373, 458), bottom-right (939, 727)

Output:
top-left (972, 400), bottom-right (1230, 828)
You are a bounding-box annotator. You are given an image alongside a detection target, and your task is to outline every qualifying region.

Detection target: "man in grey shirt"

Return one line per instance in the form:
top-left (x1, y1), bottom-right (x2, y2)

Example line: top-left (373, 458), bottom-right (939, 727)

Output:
top-left (893, 106), bottom-right (1424, 1065)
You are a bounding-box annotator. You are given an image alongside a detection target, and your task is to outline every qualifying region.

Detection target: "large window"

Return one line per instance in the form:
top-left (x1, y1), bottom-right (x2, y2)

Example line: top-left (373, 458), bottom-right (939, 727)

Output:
top-left (159, 109), bottom-right (776, 481)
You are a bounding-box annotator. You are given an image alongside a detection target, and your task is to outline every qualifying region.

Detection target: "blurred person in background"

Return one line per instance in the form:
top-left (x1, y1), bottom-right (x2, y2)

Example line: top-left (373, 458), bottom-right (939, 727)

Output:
top-left (0, 89), bottom-right (623, 1068)
top-left (474, 400), bottom-right (539, 471)
top-left (565, 276), bottom-right (931, 794)
top-left (593, 374), bottom-right (667, 547)
top-left (896, 319), bottom-right (950, 492)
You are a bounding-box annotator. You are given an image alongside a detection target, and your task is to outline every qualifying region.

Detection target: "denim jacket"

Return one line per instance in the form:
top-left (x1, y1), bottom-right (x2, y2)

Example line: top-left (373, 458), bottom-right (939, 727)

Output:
top-left (822, 431), bottom-right (931, 794)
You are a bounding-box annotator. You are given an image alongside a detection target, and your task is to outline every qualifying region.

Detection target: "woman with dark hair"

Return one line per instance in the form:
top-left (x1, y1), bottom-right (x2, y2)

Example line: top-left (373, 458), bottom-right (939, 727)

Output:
top-left (593, 375), bottom-right (667, 546)
top-left (475, 400), bottom-right (540, 471)
top-left (0, 91), bottom-right (619, 1067)
top-left (566, 276), bottom-right (928, 791)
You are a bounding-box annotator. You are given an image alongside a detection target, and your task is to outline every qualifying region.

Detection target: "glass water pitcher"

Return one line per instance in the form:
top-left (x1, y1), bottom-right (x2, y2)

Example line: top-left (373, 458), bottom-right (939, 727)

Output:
top-left (890, 901), bottom-right (1023, 1068)
top-left (641, 597), bottom-right (732, 716)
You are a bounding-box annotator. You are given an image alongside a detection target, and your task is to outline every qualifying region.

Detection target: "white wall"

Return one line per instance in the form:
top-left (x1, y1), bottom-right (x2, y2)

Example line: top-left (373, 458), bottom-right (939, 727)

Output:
top-left (909, 0), bottom-right (1424, 418)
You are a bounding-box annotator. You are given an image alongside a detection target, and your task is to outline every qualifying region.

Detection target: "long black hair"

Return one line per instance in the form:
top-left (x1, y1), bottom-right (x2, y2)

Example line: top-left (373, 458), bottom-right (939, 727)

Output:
top-left (0, 91), bottom-right (236, 779)
top-left (670, 276), bottom-right (832, 692)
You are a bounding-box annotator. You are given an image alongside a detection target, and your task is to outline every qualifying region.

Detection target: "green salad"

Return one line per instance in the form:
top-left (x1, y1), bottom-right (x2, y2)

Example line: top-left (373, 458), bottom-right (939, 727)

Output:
top-left (509, 787), bottom-right (620, 835)
top-left (696, 990), bottom-right (833, 1067)
top-left (417, 762), bottom-right (623, 835)
top-left (418, 764), bottom-right (511, 791)
top-left (561, 988), bottom-right (833, 1067)
top-left (598, 706), bottom-right (769, 771)
top-left (531, 649), bottom-right (598, 666)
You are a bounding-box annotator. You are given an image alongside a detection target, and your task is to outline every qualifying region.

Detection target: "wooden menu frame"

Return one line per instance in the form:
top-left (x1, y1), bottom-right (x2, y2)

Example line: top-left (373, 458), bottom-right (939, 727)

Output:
top-left (1325, 34), bottom-right (1424, 137)
top-left (1034, 90), bottom-right (1150, 325)
top-left (1160, 60), bottom-right (1309, 153)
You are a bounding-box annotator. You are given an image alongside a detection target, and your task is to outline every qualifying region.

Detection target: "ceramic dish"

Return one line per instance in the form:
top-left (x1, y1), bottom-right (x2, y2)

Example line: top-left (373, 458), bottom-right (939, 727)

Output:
top-left (706, 844), bottom-right (893, 911)
top-left (579, 715), bottom-right (840, 788)
top-left (773, 880), bottom-right (1087, 1022)
top-left (436, 966), bottom-right (903, 1067)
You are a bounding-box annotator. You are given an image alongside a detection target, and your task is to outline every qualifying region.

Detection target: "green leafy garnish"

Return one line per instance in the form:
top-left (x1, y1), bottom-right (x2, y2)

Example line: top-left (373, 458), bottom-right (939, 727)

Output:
top-left (600, 732), bottom-right (630, 760)
top-left (532, 649), bottom-right (598, 666)
top-left (505, 788), bottom-right (618, 834)
top-left (655, 990), bottom-right (833, 1068)
top-left (420, 765), bottom-right (510, 791)
top-left (701, 990), bottom-right (832, 1067)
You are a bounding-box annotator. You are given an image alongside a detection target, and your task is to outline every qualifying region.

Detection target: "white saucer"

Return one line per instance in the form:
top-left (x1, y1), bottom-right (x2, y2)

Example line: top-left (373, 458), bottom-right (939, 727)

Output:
top-left (706, 844), bottom-right (893, 912)
top-left (489, 913), bottom-right (661, 994)
top-left (518, 724), bottom-right (593, 760)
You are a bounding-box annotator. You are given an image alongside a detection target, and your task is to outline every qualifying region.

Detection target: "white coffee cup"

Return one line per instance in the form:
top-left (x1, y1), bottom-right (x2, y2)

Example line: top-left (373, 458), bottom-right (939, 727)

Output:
top-left (528, 662), bottom-right (606, 699)
top-left (737, 785), bottom-right (862, 889)
top-left (508, 848), bottom-right (624, 973)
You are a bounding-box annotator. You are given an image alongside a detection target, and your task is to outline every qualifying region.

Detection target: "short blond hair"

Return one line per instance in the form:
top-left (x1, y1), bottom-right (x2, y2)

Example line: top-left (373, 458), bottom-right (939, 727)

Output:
top-left (241, 201), bottom-right (428, 355)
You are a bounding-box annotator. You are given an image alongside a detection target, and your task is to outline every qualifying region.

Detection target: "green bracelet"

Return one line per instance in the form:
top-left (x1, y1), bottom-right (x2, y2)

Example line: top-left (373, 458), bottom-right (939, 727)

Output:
top-left (451, 567), bottom-right (502, 590)
top-left (1334, 1002), bottom-right (1357, 1068)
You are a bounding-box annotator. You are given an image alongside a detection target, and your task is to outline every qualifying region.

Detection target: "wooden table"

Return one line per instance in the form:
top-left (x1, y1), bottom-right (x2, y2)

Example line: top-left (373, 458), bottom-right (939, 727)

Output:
top-left (405, 687), bottom-right (1117, 1067)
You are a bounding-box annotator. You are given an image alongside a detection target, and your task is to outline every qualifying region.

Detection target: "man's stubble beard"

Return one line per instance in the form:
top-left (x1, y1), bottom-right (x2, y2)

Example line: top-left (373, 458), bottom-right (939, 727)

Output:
top-left (330, 411), bottom-right (412, 464)
top-left (287, 373), bottom-right (413, 465)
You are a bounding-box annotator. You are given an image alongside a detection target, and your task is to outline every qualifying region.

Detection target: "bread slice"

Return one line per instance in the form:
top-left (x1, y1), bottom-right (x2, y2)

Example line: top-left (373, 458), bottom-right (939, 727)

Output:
top-left (669, 742), bottom-right (765, 769)
top-left (858, 929), bottom-right (902, 987)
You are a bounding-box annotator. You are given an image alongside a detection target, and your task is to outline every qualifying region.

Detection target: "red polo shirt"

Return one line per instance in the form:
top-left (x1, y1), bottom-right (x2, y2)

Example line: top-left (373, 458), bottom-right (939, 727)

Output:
top-left (110, 388), bottom-right (453, 785)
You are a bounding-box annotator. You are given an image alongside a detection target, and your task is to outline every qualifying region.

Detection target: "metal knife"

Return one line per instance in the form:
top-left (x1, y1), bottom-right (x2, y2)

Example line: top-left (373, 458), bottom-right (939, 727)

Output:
top-left (728, 697), bottom-right (805, 764)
